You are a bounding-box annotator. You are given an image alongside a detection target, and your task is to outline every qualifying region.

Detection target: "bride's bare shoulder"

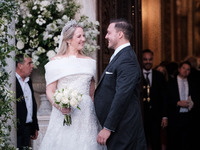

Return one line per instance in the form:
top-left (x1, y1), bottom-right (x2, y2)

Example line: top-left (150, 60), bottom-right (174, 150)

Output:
top-left (50, 55), bottom-right (63, 61)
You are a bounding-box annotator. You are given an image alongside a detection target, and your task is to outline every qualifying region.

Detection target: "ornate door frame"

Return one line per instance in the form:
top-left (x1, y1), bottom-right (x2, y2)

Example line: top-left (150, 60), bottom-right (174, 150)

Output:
top-left (97, 0), bottom-right (142, 80)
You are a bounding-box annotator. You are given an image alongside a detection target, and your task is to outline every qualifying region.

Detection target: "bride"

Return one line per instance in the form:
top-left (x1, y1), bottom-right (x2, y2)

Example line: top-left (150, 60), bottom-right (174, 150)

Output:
top-left (39, 20), bottom-right (106, 150)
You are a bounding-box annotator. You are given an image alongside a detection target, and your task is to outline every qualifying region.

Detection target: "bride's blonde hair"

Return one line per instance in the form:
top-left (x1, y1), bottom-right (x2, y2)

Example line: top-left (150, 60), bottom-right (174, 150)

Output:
top-left (57, 20), bottom-right (82, 55)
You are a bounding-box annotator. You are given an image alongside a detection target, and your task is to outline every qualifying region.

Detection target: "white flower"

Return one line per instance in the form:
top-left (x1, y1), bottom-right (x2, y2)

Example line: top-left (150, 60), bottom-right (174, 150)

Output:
top-left (70, 98), bottom-right (78, 108)
top-left (77, 95), bottom-right (82, 102)
top-left (29, 39), bottom-right (39, 48)
top-left (37, 47), bottom-right (46, 54)
top-left (40, 1), bottom-right (50, 7)
top-left (55, 93), bottom-right (63, 103)
top-left (32, 52), bottom-right (39, 62)
top-left (61, 96), bottom-right (69, 104)
top-left (46, 50), bottom-right (56, 60)
top-left (56, 4), bottom-right (64, 12)
top-left (53, 36), bottom-right (60, 45)
top-left (62, 15), bottom-right (69, 22)
top-left (17, 40), bottom-right (24, 49)
top-left (43, 31), bottom-right (49, 40)
top-left (32, 5), bottom-right (37, 10)
top-left (46, 23), bottom-right (58, 32)
top-left (36, 15), bottom-right (46, 26)
top-left (56, 19), bottom-right (64, 25)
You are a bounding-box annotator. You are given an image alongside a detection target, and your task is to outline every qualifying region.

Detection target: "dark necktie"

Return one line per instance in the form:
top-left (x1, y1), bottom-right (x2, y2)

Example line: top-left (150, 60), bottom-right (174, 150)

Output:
top-left (143, 72), bottom-right (151, 102)
top-left (145, 72), bottom-right (150, 85)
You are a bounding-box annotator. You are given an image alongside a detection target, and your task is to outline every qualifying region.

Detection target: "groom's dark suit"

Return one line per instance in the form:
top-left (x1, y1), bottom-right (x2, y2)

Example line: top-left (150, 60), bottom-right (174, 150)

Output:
top-left (94, 46), bottom-right (147, 150)
top-left (16, 77), bottom-right (39, 148)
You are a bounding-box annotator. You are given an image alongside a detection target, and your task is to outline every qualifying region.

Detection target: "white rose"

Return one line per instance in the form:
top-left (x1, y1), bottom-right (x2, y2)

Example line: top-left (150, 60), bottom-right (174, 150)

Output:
top-left (17, 40), bottom-right (24, 49)
top-left (55, 93), bottom-right (63, 103)
top-left (77, 95), bottom-right (82, 102)
top-left (70, 98), bottom-right (78, 108)
top-left (61, 96), bottom-right (69, 105)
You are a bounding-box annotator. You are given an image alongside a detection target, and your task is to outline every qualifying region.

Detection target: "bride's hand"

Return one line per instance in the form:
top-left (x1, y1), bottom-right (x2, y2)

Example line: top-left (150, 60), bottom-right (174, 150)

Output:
top-left (60, 107), bottom-right (71, 115)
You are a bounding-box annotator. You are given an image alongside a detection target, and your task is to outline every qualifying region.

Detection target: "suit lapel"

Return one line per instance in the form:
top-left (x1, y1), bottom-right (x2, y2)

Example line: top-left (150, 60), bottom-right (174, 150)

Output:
top-left (96, 48), bottom-right (128, 88)
top-left (16, 77), bottom-right (24, 99)
top-left (97, 60), bottom-right (113, 87)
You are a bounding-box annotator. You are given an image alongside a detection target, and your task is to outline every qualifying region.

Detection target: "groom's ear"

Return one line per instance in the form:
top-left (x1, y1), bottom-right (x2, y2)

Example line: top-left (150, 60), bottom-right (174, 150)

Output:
top-left (118, 31), bottom-right (124, 39)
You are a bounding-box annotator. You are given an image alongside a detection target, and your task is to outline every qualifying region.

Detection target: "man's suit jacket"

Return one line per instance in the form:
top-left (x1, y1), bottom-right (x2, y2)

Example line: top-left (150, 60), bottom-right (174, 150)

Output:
top-left (142, 70), bottom-right (168, 123)
top-left (167, 75), bottom-right (199, 126)
top-left (141, 70), bottom-right (167, 150)
top-left (94, 46), bottom-right (147, 150)
top-left (16, 77), bottom-right (39, 136)
top-left (167, 76), bottom-right (193, 121)
top-left (166, 75), bottom-right (197, 150)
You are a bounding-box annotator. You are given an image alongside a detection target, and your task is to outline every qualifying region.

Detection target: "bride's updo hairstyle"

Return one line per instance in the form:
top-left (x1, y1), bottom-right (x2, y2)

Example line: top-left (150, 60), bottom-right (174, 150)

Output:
top-left (57, 20), bottom-right (82, 55)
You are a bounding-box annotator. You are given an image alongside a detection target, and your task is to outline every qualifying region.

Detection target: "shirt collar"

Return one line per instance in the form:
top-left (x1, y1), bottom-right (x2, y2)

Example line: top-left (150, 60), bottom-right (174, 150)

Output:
top-left (177, 75), bottom-right (187, 81)
top-left (143, 69), bottom-right (152, 74)
top-left (113, 43), bottom-right (131, 57)
top-left (16, 72), bottom-right (30, 83)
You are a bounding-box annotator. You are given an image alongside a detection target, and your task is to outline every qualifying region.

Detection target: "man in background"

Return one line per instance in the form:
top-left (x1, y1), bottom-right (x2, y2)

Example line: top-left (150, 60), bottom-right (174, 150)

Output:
top-left (16, 53), bottom-right (39, 149)
top-left (141, 49), bottom-right (168, 150)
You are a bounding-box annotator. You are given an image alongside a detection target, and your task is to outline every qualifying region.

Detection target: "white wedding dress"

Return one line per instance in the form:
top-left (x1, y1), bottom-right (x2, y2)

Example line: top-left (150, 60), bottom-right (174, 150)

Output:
top-left (39, 56), bottom-right (106, 150)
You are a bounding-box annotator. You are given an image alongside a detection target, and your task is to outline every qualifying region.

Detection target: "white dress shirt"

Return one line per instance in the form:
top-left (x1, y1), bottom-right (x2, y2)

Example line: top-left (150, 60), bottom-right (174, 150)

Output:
top-left (143, 69), bottom-right (152, 86)
top-left (16, 73), bottom-right (33, 123)
top-left (177, 75), bottom-right (189, 113)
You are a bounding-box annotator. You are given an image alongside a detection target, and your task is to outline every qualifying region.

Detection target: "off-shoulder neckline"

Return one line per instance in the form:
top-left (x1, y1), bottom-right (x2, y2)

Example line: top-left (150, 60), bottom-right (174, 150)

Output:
top-left (51, 55), bottom-right (95, 61)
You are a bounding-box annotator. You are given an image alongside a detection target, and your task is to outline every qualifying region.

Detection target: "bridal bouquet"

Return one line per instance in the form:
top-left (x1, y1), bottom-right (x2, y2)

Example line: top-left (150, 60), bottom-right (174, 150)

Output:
top-left (53, 88), bottom-right (83, 126)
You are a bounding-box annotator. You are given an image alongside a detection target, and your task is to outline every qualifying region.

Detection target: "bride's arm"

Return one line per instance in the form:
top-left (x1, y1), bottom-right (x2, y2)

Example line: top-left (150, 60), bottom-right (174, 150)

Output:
top-left (46, 81), bottom-right (70, 114)
top-left (46, 81), bottom-right (59, 108)
top-left (89, 77), bottom-right (95, 102)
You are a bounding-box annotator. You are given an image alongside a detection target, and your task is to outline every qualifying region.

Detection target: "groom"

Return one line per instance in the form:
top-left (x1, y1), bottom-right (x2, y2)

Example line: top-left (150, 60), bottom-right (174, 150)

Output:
top-left (94, 18), bottom-right (147, 150)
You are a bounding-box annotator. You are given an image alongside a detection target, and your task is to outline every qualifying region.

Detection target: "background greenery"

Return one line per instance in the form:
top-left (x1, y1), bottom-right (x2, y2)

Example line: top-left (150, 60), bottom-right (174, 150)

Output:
top-left (0, 0), bottom-right (18, 149)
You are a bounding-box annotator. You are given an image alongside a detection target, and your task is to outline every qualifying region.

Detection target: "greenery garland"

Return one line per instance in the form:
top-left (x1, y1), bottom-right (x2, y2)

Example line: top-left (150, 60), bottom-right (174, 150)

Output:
top-left (0, 0), bottom-right (17, 149)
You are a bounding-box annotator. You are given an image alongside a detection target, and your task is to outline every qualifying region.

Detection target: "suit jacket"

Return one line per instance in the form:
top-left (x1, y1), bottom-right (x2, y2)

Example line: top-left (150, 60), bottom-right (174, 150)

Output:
top-left (141, 70), bottom-right (167, 150)
top-left (166, 75), bottom-right (197, 150)
top-left (94, 46), bottom-right (147, 150)
top-left (167, 75), bottom-right (196, 123)
top-left (16, 77), bottom-right (39, 136)
top-left (142, 70), bottom-right (168, 123)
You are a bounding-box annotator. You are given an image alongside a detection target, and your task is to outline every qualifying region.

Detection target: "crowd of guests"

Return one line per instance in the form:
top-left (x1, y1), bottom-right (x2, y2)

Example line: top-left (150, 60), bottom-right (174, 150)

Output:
top-left (140, 49), bottom-right (200, 150)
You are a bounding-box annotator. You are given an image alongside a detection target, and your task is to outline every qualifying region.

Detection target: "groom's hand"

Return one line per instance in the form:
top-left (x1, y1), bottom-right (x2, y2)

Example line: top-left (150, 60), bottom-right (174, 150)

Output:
top-left (97, 128), bottom-right (111, 145)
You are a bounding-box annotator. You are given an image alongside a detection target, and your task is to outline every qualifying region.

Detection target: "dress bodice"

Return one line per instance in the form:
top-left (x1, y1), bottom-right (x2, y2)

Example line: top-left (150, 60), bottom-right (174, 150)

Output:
top-left (57, 74), bottom-right (92, 95)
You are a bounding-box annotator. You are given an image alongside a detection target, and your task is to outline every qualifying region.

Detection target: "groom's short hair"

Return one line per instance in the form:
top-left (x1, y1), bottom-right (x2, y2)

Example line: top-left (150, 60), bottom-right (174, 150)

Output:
top-left (110, 18), bottom-right (133, 41)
